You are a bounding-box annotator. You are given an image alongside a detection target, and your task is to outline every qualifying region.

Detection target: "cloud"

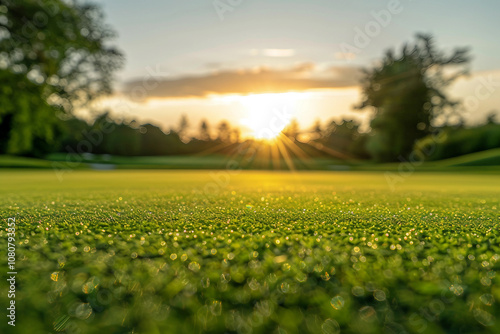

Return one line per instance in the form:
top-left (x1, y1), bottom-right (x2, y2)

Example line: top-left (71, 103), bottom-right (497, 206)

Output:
top-left (123, 64), bottom-right (362, 100)
top-left (334, 52), bottom-right (357, 61)
top-left (261, 49), bottom-right (296, 57)
top-left (249, 49), bottom-right (296, 57)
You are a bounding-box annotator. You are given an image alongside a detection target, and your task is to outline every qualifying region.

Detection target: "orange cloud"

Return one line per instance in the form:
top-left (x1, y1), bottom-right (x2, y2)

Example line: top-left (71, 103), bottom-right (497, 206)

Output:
top-left (123, 64), bottom-right (361, 100)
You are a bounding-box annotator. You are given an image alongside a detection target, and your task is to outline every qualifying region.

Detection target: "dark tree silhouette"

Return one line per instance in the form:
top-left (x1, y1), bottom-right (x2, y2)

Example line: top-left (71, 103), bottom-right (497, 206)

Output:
top-left (230, 128), bottom-right (241, 143)
top-left (322, 119), bottom-right (367, 157)
top-left (282, 119), bottom-right (299, 141)
top-left (357, 34), bottom-right (470, 161)
top-left (178, 114), bottom-right (190, 140)
top-left (0, 0), bottom-right (123, 155)
top-left (486, 111), bottom-right (499, 125)
top-left (199, 119), bottom-right (211, 141)
top-left (312, 119), bottom-right (323, 139)
top-left (217, 120), bottom-right (231, 142)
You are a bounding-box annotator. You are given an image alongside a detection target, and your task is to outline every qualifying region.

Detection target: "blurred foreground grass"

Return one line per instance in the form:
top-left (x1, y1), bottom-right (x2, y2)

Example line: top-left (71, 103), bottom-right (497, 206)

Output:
top-left (0, 170), bottom-right (499, 333)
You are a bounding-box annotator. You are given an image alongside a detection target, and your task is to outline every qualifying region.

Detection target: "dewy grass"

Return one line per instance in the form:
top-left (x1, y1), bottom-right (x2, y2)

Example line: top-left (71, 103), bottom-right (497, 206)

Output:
top-left (0, 171), bottom-right (499, 333)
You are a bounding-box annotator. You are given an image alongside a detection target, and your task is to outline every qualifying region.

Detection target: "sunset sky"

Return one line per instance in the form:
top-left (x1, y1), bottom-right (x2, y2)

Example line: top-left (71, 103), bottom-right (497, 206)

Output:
top-left (93, 0), bottom-right (500, 138)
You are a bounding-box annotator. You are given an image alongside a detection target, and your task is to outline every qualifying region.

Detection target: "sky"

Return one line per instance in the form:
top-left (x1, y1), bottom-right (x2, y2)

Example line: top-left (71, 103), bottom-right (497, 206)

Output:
top-left (92, 0), bottom-right (500, 137)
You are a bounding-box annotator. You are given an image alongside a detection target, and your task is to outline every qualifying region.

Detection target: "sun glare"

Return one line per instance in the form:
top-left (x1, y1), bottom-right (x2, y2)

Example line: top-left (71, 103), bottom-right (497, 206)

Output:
top-left (239, 92), bottom-right (302, 140)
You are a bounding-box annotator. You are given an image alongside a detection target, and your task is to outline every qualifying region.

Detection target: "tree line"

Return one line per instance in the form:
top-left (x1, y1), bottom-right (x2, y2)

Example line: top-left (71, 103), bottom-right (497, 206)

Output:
top-left (55, 112), bottom-right (369, 158)
top-left (1, 1), bottom-right (499, 162)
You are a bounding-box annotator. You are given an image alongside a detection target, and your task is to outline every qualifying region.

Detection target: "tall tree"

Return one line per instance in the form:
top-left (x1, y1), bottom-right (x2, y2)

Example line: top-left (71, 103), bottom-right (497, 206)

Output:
top-left (282, 118), bottom-right (299, 141)
top-left (486, 111), bottom-right (499, 125)
top-left (198, 119), bottom-right (210, 141)
top-left (230, 128), bottom-right (240, 143)
top-left (356, 34), bottom-right (470, 161)
top-left (178, 114), bottom-right (189, 140)
top-left (312, 119), bottom-right (323, 139)
top-left (0, 0), bottom-right (123, 155)
top-left (217, 120), bottom-right (231, 142)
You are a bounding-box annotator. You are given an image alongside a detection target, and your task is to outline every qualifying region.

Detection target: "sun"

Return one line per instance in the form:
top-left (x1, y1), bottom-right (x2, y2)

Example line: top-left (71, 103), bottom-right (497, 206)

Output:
top-left (239, 92), bottom-right (301, 140)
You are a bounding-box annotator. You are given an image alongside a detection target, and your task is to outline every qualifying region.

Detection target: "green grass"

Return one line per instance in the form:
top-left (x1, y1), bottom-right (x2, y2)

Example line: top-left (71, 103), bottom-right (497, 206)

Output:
top-left (45, 153), bottom-right (346, 170)
top-left (5, 150), bottom-right (500, 171)
top-left (0, 155), bottom-right (53, 168)
top-left (1, 170), bottom-right (499, 333)
top-left (430, 148), bottom-right (500, 167)
top-left (46, 153), bottom-right (233, 169)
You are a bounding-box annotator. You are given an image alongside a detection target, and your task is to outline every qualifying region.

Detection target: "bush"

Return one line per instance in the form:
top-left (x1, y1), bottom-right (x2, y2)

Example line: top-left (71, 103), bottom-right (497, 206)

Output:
top-left (414, 124), bottom-right (500, 161)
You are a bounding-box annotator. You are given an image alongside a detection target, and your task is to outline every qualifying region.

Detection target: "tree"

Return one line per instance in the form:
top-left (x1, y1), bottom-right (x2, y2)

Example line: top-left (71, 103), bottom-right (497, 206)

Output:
top-left (230, 128), bottom-right (240, 143)
top-left (216, 120), bottom-right (231, 142)
top-left (282, 118), bottom-right (299, 141)
top-left (0, 0), bottom-right (123, 155)
top-left (312, 119), bottom-right (323, 139)
top-left (178, 114), bottom-right (189, 140)
top-left (140, 123), bottom-right (171, 156)
top-left (322, 118), bottom-right (369, 158)
top-left (356, 34), bottom-right (470, 161)
top-left (486, 111), bottom-right (499, 125)
top-left (198, 119), bottom-right (210, 141)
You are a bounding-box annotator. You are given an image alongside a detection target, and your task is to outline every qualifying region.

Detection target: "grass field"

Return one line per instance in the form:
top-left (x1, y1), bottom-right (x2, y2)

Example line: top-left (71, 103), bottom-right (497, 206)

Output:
top-left (3, 148), bottom-right (500, 171)
top-left (1, 170), bottom-right (499, 333)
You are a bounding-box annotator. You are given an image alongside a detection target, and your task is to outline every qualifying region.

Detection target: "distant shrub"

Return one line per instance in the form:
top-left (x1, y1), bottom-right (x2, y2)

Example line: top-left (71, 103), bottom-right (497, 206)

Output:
top-left (415, 123), bottom-right (500, 161)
